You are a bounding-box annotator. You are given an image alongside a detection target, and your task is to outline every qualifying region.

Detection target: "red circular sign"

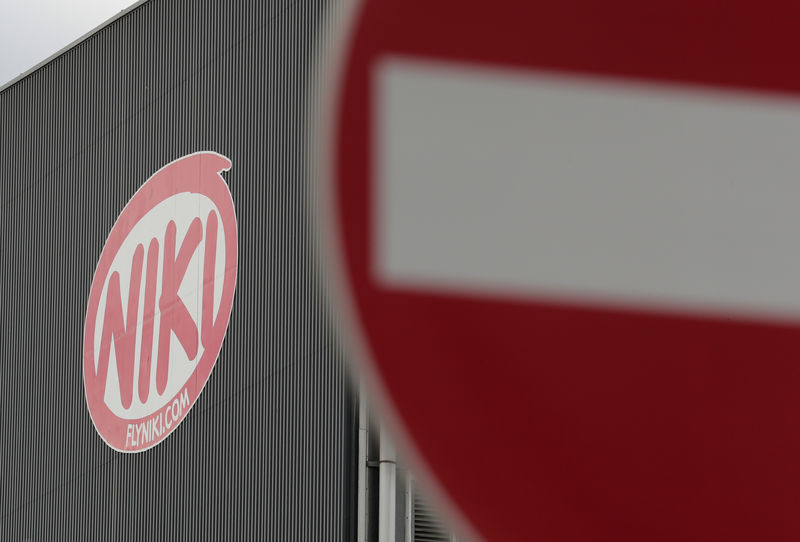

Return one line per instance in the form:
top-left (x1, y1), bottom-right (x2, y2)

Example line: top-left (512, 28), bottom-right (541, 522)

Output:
top-left (328, 1), bottom-right (800, 540)
top-left (84, 152), bottom-right (237, 452)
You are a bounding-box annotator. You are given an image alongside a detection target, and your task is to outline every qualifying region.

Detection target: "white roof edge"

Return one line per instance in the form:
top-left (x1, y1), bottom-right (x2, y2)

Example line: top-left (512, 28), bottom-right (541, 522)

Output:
top-left (0, 0), bottom-right (152, 94)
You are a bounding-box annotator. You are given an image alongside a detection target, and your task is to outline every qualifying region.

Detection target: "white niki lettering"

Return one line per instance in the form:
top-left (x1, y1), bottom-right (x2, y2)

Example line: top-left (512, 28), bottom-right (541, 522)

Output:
top-left (125, 387), bottom-right (191, 447)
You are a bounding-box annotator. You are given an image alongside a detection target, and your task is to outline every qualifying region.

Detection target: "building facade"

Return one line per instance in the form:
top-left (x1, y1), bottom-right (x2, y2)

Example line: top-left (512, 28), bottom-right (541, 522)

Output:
top-left (0, 0), bottom-right (459, 539)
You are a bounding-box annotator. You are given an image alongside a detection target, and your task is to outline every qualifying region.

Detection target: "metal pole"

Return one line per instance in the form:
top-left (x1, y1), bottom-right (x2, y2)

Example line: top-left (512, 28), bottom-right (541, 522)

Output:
top-left (378, 424), bottom-right (397, 542)
top-left (357, 381), bottom-right (368, 542)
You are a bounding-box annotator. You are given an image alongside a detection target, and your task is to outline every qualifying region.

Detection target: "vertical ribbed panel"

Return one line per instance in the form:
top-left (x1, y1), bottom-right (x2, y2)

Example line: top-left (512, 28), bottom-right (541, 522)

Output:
top-left (0, 0), bottom-right (357, 539)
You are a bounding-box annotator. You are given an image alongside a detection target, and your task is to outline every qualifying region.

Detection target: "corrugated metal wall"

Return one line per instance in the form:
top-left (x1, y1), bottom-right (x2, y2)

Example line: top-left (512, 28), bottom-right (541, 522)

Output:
top-left (0, 0), bottom-right (357, 538)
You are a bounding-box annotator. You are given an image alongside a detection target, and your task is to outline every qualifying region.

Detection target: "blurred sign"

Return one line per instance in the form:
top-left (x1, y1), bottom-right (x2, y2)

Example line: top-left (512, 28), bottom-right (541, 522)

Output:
top-left (326, 1), bottom-right (800, 540)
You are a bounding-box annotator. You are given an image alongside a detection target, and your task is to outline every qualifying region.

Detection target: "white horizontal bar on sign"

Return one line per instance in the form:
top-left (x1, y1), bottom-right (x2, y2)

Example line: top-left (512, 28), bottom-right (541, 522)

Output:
top-left (375, 57), bottom-right (800, 318)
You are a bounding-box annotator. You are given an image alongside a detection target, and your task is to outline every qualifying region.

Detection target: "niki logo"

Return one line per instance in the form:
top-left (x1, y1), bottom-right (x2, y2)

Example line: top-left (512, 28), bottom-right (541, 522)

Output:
top-left (84, 152), bottom-right (238, 452)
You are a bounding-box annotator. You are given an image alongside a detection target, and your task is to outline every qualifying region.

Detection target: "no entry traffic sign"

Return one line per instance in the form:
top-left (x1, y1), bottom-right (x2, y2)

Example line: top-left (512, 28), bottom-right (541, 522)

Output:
top-left (324, 1), bottom-right (800, 540)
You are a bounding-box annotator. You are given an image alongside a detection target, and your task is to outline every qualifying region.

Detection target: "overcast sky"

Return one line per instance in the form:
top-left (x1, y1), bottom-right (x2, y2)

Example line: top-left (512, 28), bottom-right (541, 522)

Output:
top-left (0, 0), bottom-right (140, 87)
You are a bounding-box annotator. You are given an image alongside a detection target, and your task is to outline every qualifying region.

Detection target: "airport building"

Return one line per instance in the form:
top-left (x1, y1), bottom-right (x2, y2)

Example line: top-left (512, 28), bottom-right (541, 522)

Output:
top-left (0, 1), bottom-right (453, 540)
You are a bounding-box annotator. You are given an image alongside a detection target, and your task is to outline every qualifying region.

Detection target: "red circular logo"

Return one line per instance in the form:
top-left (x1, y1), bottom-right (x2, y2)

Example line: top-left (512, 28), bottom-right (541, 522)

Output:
top-left (83, 152), bottom-right (238, 452)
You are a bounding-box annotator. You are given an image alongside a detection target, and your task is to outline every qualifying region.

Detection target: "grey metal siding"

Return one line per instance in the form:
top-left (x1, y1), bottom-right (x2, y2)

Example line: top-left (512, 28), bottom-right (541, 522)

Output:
top-left (0, 0), bottom-right (356, 538)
